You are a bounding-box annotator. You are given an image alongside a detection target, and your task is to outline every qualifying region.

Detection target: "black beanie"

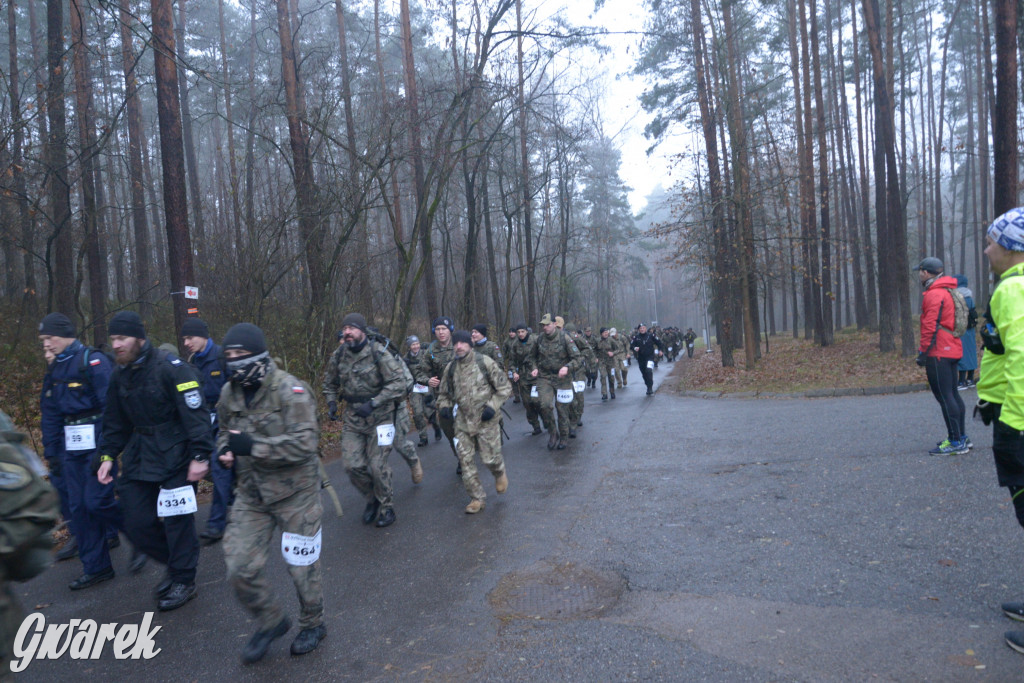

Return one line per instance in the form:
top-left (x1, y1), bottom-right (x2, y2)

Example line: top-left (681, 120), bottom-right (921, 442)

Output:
top-left (39, 313), bottom-right (76, 338)
top-left (180, 318), bottom-right (210, 339)
top-left (341, 312), bottom-right (367, 332)
top-left (222, 323), bottom-right (267, 355)
top-left (108, 311), bottom-right (146, 339)
top-left (452, 330), bottom-right (472, 345)
top-left (432, 316), bottom-right (454, 332)
top-left (472, 324), bottom-right (487, 337)
top-left (600, 327), bottom-right (608, 334)
top-left (514, 321), bottom-right (528, 331)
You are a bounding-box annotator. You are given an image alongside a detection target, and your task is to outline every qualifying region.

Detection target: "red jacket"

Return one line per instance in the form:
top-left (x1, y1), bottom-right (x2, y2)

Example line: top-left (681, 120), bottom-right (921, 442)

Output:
top-left (918, 275), bottom-right (964, 359)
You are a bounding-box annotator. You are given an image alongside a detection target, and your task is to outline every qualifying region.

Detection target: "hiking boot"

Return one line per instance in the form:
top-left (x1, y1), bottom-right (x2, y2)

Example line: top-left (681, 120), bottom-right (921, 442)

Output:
top-left (410, 460), bottom-right (424, 484)
top-left (568, 429), bottom-right (577, 439)
top-left (495, 472), bottom-right (508, 494)
top-left (610, 392), bottom-right (616, 399)
top-left (55, 537), bottom-right (78, 562)
top-left (241, 617), bottom-right (291, 664)
top-left (531, 424), bottom-right (543, 435)
top-left (69, 566), bottom-right (115, 591)
top-left (601, 394), bottom-right (608, 401)
top-left (158, 582), bottom-right (197, 611)
top-left (290, 625), bottom-right (326, 656)
top-left (1006, 631), bottom-right (1024, 655)
top-left (362, 498), bottom-right (380, 525)
top-left (1003, 602), bottom-right (1024, 622)
top-left (375, 508), bottom-right (396, 528)
top-left (418, 434), bottom-right (429, 447)
top-left (556, 439), bottom-right (567, 450)
top-left (465, 499), bottom-right (484, 514)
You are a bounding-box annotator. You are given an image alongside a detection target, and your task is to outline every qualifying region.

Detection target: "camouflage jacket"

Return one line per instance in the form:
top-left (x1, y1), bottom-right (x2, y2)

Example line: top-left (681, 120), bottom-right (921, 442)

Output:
top-left (572, 334), bottom-right (597, 375)
top-left (217, 363), bottom-right (320, 505)
top-left (322, 340), bottom-right (408, 432)
top-left (474, 339), bottom-right (502, 366)
top-left (501, 336), bottom-right (517, 369)
top-left (596, 336), bottom-right (619, 365)
top-left (530, 330), bottom-right (581, 378)
top-left (507, 334), bottom-right (538, 382)
top-left (436, 351), bottom-right (511, 436)
top-left (413, 340), bottom-right (455, 386)
top-left (611, 335), bottom-right (630, 359)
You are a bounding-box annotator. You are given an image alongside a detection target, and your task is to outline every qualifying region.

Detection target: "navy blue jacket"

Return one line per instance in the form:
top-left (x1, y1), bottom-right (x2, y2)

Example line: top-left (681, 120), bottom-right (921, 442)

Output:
top-left (40, 341), bottom-right (113, 461)
top-left (188, 340), bottom-right (226, 408)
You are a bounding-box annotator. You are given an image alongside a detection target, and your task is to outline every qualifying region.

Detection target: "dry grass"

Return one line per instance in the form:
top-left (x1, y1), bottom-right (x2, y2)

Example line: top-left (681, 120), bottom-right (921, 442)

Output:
top-left (666, 327), bottom-right (968, 394)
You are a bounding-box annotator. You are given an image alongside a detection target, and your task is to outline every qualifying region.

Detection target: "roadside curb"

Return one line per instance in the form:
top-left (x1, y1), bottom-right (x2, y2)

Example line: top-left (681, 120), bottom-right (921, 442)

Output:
top-left (677, 383), bottom-right (931, 399)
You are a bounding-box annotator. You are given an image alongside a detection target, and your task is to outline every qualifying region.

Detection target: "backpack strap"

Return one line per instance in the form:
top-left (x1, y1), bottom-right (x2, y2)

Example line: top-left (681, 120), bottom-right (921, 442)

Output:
top-left (444, 353), bottom-right (497, 397)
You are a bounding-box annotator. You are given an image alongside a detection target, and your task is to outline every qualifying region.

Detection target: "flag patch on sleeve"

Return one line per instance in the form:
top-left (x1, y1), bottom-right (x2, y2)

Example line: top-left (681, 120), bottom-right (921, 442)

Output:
top-left (89, 358), bottom-right (102, 366)
top-left (292, 386), bottom-right (305, 393)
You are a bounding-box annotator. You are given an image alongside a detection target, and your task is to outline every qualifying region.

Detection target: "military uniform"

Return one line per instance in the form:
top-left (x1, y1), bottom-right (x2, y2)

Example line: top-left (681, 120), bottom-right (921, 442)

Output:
top-left (323, 339), bottom-right (408, 520)
top-left (501, 332), bottom-right (521, 402)
top-left (414, 339), bottom-right (458, 455)
top-left (508, 332), bottom-right (542, 433)
top-left (475, 338), bottom-right (503, 365)
top-left (404, 348), bottom-right (432, 443)
top-left (596, 333), bottom-right (619, 399)
top-left (436, 351), bottom-right (511, 509)
top-left (39, 339), bottom-right (121, 581)
top-left (530, 323), bottom-right (581, 448)
top-left (218, 361), bottom-right (324, 635)
top-left (612, 332), bottom-right (629, 388)
top-left (566, 329), bottom-right (593, 433)
top-left (187, 338), bottom-right (233, 537)
top-left (0, 412), bottom-right (60, 675)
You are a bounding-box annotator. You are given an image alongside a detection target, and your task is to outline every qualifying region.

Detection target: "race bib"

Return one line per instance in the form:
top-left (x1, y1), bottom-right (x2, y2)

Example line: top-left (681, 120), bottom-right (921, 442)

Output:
top-left (530, 386), bottom-right (539, 398)
top-left (622, 360), bottom-right (628, 368)
top-left (376, 424), bottom-right (396, 446)
top-left (412, 383), bottom-right (430, 394)
top-left (281, 528), bottom-right (321, 566)
top-left (64, 424), bottom-right (96, 452)
top-left (668, 347), bottom-right (673, 352)
top-left (556, 389), bottom-right (574, 404)
top-left (573, 381), bottom-right (586, 393)
top-left (647, 360), bottom-right (655, 369)
top-left (157, 485), bottom-right (198, 517)
top-left (508, 371), bottom-right (514, 379)
top-left (610, 368), bottom-right (616, 377)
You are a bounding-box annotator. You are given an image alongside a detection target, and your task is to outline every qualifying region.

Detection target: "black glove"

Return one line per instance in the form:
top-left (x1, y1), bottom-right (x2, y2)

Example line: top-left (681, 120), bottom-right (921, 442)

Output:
top-left (974, 400), bottom-right (999, 426)
top-left (353, 401), bottom-right (375, 418)
top-left (481, 405), bottom-right (496, 422)
top-left (47, 456), bottom-right (62, 478)
top-left (327, 401), bottom-right (339, 421)
top-left (424, 393), bottom-right (436, 406)
top-left (915, 352), bottom-right (927, 367)
top-left (440, 407), bottom-right (453, 421)
top-left (228, 431), bottom-right (254, 457)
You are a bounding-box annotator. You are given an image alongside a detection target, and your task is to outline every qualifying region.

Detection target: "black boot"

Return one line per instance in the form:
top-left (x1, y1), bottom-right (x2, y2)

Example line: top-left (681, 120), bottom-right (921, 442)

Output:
top-left (547, 432), bottom-right (558, 450)
top-left (241, 617), bottom-right (291, 664)
top-left (362, 498), bottom-right (381, 524)
top-left (290, 625), bottom-right (326, 655)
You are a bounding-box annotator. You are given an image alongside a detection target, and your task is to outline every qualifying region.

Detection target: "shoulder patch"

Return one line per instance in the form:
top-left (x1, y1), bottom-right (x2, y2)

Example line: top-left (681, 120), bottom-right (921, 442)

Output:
top-left (177, 380), bottom-right (200, 392)
top-left (183, 389), bottom-right (203, 409)
top-left (0, 462), bottom-right (31, 490)
top-left (89, 358), bottom-right (102, 366)
top-left (170, 358), bottom-right (183, 365)
top-left (210, 370), bottom-right (221, 376)
top-left (292, 386), bottom-right (305, 393)
top-left (68, 382), bottom-right (82, 389)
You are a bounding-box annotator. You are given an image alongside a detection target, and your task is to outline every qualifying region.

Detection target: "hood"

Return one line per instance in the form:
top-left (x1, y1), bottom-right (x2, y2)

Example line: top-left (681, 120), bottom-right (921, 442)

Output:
top-left (955, 273), bottom-right (968, 288)
top-left (927, 274), bottom-right (959, 290)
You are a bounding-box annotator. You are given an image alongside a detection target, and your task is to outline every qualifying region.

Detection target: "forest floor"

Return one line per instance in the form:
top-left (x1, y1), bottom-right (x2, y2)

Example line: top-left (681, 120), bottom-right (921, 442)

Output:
top-left (665, 326), bottom-right (969, 394)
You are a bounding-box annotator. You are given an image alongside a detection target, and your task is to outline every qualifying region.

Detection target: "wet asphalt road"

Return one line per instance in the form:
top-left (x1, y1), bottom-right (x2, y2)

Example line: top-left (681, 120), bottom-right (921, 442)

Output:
top-left (11, 362), bottom-right (1024, 681)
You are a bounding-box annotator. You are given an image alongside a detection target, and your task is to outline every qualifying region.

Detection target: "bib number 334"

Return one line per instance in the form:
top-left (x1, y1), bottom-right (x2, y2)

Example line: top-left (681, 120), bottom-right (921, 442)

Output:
top-left (157, 485), bottom-right (198, 517)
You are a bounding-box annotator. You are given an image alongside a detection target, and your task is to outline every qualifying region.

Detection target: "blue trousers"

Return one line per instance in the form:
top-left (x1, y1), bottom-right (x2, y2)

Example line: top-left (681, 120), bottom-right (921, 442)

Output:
top-left (63, 450), bottom-right (122, 573)
top-left (206, 455), bottom-right (235, 532)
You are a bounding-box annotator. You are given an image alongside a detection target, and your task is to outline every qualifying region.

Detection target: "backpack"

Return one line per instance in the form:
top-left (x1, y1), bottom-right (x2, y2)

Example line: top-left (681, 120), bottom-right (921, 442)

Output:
top-left (443, 353), bottom-right (497, 398)
top-left (940, 287), bottom-right (969, 338)
top-left (366, 330), bottom-right (416, 394)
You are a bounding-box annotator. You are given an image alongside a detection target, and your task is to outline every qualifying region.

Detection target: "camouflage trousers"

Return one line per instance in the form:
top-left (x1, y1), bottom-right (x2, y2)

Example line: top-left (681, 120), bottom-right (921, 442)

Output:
top-left (409, 392), bottom-right (430, 435)
top-left (616, 358), bottom-right (629, 387)
top-left (535, 376), bottom-right (573, 439)
top-left (599, 362), bottom-right (617, 395)
top-left (454, 424), bottom-right (505, 501)
top-left (390, 401), bottom-right (419, 470)
top-left (519, 382), bottom-right (542, 429)
top-left (342, 426), bottom-right (394, 510)
top-left (569, 377), bottom-right (585, 425)
top-left (224, 486), bottom-right (324, 631)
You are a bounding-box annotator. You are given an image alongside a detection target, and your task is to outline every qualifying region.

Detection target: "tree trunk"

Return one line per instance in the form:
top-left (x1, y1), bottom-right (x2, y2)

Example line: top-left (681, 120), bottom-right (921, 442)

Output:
top-left (992, 0), bottom-right (1018, 217)
top-left (45, 0), bottom-right (75, 315)
top-left (217, 0), bottom-right (242, 252)
top-left (8, 0), bottom-right (36, 306)
top-left (151, 0), bottom-right (196, 335)
top-left (175, 0), bottom-right (206, 257)
top-left (515, 0), bottom-right (537, 326)
top-left (810, 0), bottom-right (832, 345)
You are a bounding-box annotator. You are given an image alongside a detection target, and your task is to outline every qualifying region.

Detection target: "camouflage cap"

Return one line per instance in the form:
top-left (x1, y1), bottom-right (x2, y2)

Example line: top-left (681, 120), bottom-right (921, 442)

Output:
top-left (565, 323), bottom-right (576, 332)
top-left (539, 313), bottom-right (554, 325)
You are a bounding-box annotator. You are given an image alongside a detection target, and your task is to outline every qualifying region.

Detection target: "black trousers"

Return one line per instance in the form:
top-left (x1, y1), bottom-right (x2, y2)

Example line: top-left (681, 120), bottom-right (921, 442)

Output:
top-left (925, 356), bottom-right (965, 441)
top-left (118, 471), bottom-right (199, 584)
top-left (638, 359), bottom-right (654, 390)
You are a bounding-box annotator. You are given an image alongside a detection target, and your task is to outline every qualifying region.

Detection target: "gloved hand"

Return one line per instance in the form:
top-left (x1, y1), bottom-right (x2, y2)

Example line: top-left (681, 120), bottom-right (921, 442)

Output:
top-left (47, 456), bottom-right (62, 478)
top-left (481, 405), bottom-right (496, 422)
top-left (353, 401), bottom-right (375, 419)
top-left (975, 400), bottom-right (999, 425)
top-left (440, 407), bottom-right (453, 421)
top-left (328, 401), bottom-right (339, 421)
top-left (228, 431), bottom-right (254, 457)
top-left (915, 351), bottom-right (927, 367)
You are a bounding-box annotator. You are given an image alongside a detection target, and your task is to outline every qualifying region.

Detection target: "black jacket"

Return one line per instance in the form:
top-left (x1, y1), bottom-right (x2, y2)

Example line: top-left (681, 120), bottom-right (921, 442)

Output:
top-left (631, 331), bottom-right (662, 362)
top-left (100, 343), bottom-right (215, 482)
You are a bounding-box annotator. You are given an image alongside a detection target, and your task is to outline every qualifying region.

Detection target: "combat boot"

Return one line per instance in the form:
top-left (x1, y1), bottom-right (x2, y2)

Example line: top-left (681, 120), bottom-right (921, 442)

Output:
top-left (362, 498), bottom-right (380, 524)
top-left (242, 617), bottom-right (291, 664)
top-left (531, 424), bottom-right (543, 435)
top-left (375, 507), bottom-right (396, 527)
top-left (291, 625), bottom-right (326, 656)
top-left (465, 499), bottom-right (485, 514)
top-left (568, 429), bottom-right (577, 439)
top-left (547, 432), bottom-right (558, 450)
top-left (495, 472), bottom-right (508, 494)
top-left (418, 434), bottom-right (429, 447)
top-left (556, 439), bottom-right (567, 450)
top-left (410, 460), bottom-right (424, 484)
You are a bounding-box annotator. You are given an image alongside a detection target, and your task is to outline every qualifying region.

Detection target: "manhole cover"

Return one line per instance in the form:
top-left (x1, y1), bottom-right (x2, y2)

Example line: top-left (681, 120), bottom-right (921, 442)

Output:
top-left (488, 561), bottom-right (624, 620)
